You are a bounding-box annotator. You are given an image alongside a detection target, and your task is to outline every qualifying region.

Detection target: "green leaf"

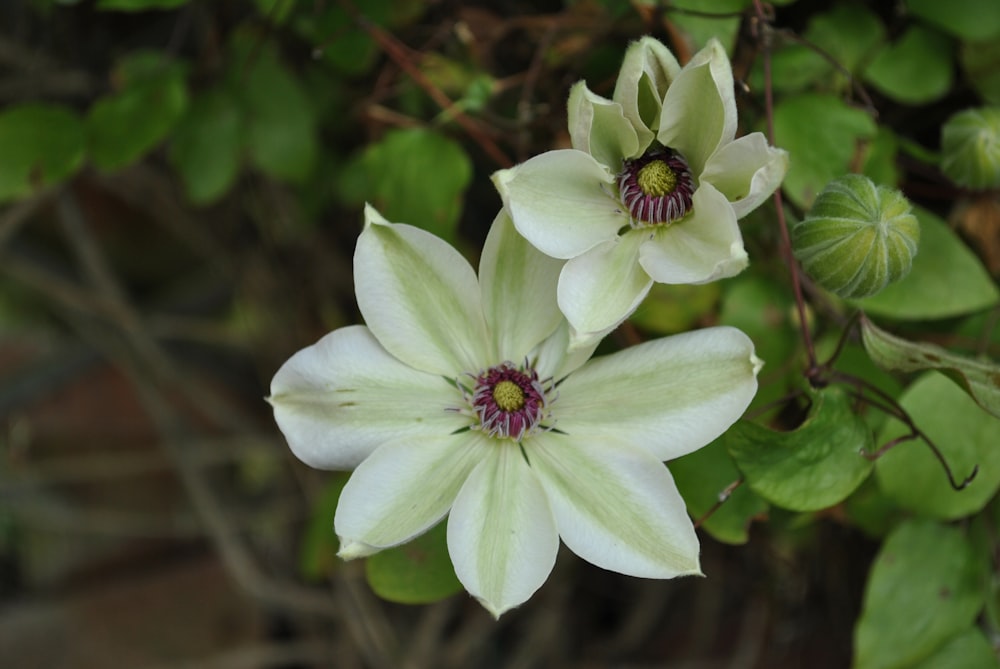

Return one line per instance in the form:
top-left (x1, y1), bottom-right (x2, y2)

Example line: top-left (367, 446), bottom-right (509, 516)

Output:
top-left (816, 334), bottom-right (904, 433)
top-left (854, 206), bottom-right (999, 319)
top-left (755, 44), bottom-right (831, 94)
top-left (805, 2), bottom-right (885, 75)
top-left (252, 0), bottom-right (295, 24)
top-left (97, 0), bottom-right (189, 9)
top-left (863, 25), bottom-right (954, 105)
top-left (772, 93), bottom-right (877, 208)
top-left (237, 46), bottom-right (317, 182)
top-left (861, 127), bottom-right (900, 187)
top-left (88, 53), bottom-right (188, 171)
top-left (961, 38), bottom-right (1000, 105)
top-left (854, 519), bottom-right (985, 669)
top-left (669, 436), bottom-right (768, 545)
top-left (294, 0), bottom-right (392, 76)
top-left (298, 473), bottom-right (350, 581)
top-left (338, 128), bottom-right (472, 242)
top-left (726, 387), bottom-right (875, 512)
top-left (666, 0), bottom-right (751, 56)
top-left (748, 2), bottom-right (885, 94)
top-left (630, 282), bottom-right (720, 335)
top-left (717, 275), bottom-right (799, 412)
top-left (844, 477), bottom-right (905, 539)
top-left (365, 520), bottom-right (463, 604)
top-left (908, 628), bottom-right (1000, 669)
top-left (0, 104), bottom-right (85, 202)
top-left (861, 317), bottom-right (1000, 419)
top-left (169, 89), bottom-right (243, 204)
top-left (875, 372), bottom-right (1000, 520)
top-left (905, 0), bottom-right (1000, 41)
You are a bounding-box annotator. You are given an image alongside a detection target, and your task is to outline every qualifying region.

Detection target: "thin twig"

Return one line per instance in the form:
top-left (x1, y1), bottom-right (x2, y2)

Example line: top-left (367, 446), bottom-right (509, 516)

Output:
top-left (695, 478), bottom-right (745, 528)
top-left (752, 1), bottom-right (816, 370)
top-left (339, 1), bottom-right (513, 168)
top-left (834, 370), bottom-right (978, 491)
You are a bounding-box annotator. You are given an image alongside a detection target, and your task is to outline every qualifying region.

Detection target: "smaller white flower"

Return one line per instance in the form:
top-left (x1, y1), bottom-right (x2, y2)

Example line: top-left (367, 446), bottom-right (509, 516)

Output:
top-left (268, 205), bottom-right (762, 617)
top-left (493, 37), bottom-right (788, 347)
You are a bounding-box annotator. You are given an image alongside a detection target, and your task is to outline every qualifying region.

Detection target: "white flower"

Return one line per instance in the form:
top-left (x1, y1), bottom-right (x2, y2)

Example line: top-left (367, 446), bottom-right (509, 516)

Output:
top-left (268, 205), bottom-right (762, 617)
top-left (493, 37), bottom-right (788, 346)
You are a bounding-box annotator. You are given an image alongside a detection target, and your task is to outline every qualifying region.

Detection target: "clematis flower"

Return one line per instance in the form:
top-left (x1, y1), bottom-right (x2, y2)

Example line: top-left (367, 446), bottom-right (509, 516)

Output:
top-left (268, 205), bottom-right (762, 618)
top-left (493, 37), bottom-right (788, 346)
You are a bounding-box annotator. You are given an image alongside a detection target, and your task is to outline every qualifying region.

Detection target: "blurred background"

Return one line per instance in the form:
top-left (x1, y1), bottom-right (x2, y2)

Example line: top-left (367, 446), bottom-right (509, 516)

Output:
top-left (1, 0), bottom-right (996, 667)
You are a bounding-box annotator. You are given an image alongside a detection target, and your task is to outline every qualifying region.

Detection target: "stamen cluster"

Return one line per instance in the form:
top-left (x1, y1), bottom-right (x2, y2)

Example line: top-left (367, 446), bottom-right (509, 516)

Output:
top-left (467, 362), bottom-right (551, 441)
top-left (618, 148), bottom-right (695, 227)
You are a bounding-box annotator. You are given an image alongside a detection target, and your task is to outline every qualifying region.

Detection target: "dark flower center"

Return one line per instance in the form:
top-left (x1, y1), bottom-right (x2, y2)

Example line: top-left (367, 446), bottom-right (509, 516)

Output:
top-left (469, 362), bottom-right (550, 441)
top-left (618, 148), bottom-right (695, 227)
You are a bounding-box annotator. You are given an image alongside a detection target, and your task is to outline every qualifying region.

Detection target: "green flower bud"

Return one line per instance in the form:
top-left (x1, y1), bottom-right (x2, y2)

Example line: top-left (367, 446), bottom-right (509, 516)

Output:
top-left (791, 174), bottom-right (920, 299)
top-left (941, 107), bottom-right (1000, 190)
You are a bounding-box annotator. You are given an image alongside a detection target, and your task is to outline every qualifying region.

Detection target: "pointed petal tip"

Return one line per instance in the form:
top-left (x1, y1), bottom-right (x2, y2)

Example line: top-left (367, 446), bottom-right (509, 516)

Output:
top-left (362, 203), bottom-right (390, 229)
top-left (337, 538), bottom-right (381, 561)
top-left (477, 596), bottom-right (510, 620)
top-left (751, 352), bottom-right (765, 376)
top-left (490, 166), bottom-right (514, 192)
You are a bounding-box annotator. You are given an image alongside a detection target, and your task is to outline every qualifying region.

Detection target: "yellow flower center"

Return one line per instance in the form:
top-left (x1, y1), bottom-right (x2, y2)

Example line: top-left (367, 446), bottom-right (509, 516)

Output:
top-left (492, 380), bottom-right (525, 412)
top-left (636, 160), bottom-right (677, 197)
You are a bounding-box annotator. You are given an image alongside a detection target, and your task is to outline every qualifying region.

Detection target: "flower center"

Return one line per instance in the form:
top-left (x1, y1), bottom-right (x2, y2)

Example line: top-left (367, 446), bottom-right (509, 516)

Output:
top-left (618, 148), bottom-right (695, 228)
top-left (636, 160), bottom-right (677, 197)
top-left (492, 380), bottom-right (525, 412)
top-left (463, 361), bottom-right (553, 441)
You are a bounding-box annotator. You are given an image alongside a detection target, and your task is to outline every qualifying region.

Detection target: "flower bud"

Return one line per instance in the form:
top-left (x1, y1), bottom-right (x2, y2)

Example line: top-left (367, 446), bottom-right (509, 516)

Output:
top-left (791, 174), bottom-right (919, 299)
top-left (941, 107), bottom-right (1000, 190)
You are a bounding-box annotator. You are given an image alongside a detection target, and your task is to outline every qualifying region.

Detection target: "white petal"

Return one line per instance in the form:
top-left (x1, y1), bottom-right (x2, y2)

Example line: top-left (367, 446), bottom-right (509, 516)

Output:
top-left (530, 319), bottom-right (602, 382)
top-left (447, 443), bottom-right (558, 618)
top-left (268, 325), bottom-right (465, 470)
top-left (529, 433), bottom-right (701, 578)
top-left (492, 150), bottom-right (626, 260)
top-left (658, 38), bottom-right (737, 175)
top-left (638, 182), bottom-right (748, 284)
top-left (613, 36), bottom-right (682, 149)
top-left (556, 326), bottom-right (760, 461)
top-left (356, 205), bottom-right (489, 375)
top-left (701, 132), bottom-right (789, 219)
top-left (335, 432), bottom-right (486, 554)
top-left (567, 81), bottom-right (640, 166)
top-left (479, 209), bottom-right (564, 362)
top-left (557, 233), bottom-right (653, 343)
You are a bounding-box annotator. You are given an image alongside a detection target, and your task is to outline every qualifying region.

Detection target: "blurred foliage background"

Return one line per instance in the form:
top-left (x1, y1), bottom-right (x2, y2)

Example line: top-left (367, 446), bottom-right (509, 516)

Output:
top-left (1, 0), bottom-right (998, 667)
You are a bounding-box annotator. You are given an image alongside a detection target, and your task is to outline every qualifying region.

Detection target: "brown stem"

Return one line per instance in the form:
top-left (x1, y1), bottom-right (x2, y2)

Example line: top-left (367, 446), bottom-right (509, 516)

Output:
top-left (339, 1), bottom-right (513, 168)
top-left (694, 478), bottom-right (745, 528)
top-left (752, 0), bottom-right (816, 370)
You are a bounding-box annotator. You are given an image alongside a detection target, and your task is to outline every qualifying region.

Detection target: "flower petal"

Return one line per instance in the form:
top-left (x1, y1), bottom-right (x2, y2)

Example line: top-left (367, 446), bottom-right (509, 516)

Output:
top-left (492, 149), bottom-right (625, 260)
top-left (529, 433), bottom-right (701, 578)
top-left (356, 205), bottom-right (489, 375)
top-left (448, 443), bottom-right (558, 618)
top-left (613, 36), bottom-right (682, 151)
top-left (638, 182), bottom-right (748, 284)
top-left (531, 319), bottom-right (602, 382)
top-left (269, 325), bottom-right (465, 470)
top-left (568, 81), bottom-right (640, 167)
top-left (479, 209), bottom-right (563, 362)
top-left (556, 326), bottom-right (761, 461)
top-left (658, 39), bottom-right (737, 175)
top-left (557, 233), bottom-right (653, 344)
top-left (335, 432), bottom-right (486, 554)
top-left (701, 132), bottom-right (789, 219)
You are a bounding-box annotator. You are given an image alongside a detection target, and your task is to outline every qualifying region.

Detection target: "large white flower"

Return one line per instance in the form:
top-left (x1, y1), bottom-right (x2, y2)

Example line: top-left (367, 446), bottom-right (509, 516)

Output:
top-left (493, 37), bottom-right (788, 346)
top-left (268, 205), bottom-right (762, 617)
